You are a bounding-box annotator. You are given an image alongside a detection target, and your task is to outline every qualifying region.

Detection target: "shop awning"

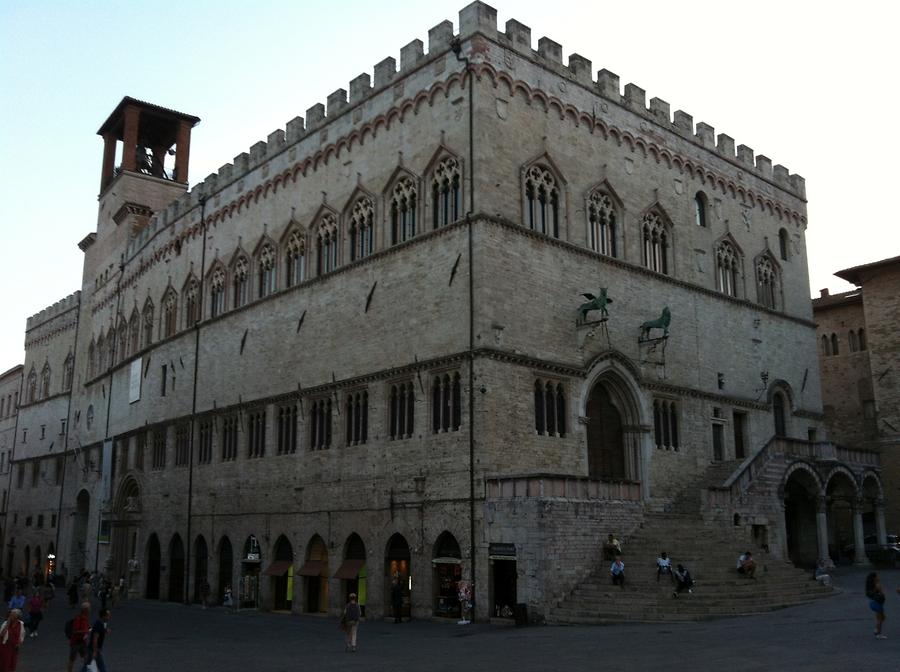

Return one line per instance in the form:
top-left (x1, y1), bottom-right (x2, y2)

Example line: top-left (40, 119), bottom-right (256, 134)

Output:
top-left (333, 559), bottom-right (365, 580)
top-left (263, 560), bottom-right (293, 577)
top-left (296, 560), bottom-right (324, 577)
top-left (432, 557), bottom-right (462, 565)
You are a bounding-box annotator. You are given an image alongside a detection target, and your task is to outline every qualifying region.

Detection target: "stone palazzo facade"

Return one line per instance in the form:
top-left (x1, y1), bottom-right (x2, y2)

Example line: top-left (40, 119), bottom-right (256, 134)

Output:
top-left (2, 2), bottom-right (883, 622)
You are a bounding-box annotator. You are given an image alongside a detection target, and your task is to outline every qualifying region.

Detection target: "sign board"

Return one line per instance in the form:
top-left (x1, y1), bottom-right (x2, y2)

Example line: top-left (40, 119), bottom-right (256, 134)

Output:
top-left (488, 543), bottom-right (517, 559)
top-left (129, 358), bottom-right (142, 403)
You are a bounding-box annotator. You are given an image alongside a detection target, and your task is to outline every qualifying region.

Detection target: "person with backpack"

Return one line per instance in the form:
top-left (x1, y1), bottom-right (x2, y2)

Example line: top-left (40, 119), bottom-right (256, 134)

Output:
top-left (84, 608), bottom-right (111, 672)
top-left (66, 602), bottom-right (91, 672)
top-left (673, 564), bottom-right (694, 597)
top-left (340, 593), bottom-right (361, 652)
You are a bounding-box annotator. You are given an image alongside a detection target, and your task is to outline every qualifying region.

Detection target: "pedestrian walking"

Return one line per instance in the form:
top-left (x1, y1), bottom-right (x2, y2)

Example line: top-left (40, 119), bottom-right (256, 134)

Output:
top-left (391, 578), bottom-right (404, 623)
top-left (866, 572), bottom-right (887, 639)
top-left (25, 589), bottom-right (43, 638)
top-left (67, 581), bottom-right (79, 607)
top-left (7, 587), bottom-right (25, 612)
top-left (42, 580), bottom-right (55, 613)
top-left (223, 584), bottom-right (234, 612)
top-left (84, 608), bottom-right (111, 672)
top-left (0, 609), bottom-right (25, 672)
top-left (340, 593), bottom-right (361, 652)
top-left (66, 602), bottom-right (91, 672)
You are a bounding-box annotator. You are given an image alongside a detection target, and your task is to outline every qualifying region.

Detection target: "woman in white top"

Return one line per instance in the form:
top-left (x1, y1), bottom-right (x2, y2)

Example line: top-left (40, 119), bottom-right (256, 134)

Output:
top-left (656, 551), bottom-right (675, 583)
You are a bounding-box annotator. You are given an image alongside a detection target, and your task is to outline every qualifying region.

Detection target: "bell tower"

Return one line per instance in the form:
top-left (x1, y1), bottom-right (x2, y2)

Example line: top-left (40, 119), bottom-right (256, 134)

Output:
top-left (97, 97), bottom-right (200, 194)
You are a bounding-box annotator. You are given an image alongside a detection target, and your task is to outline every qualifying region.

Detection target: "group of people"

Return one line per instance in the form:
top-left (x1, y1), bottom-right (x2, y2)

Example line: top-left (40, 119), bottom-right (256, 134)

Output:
top-left (603, 535), bottom-right (695, 598)
top-left (66, 573), bottom-right (125, 612)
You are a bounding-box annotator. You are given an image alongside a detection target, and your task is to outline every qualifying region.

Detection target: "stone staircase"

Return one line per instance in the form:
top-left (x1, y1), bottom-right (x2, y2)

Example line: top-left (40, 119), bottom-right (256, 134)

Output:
top-left (549, 461), bottom-right (835, 624)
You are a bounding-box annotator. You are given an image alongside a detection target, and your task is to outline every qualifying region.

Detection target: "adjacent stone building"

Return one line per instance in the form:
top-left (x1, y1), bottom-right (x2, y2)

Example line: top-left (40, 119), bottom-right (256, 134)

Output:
top-left (2, 2), bottom-right (884, 621)
top-left (814, 255), bottom-right (900, 533)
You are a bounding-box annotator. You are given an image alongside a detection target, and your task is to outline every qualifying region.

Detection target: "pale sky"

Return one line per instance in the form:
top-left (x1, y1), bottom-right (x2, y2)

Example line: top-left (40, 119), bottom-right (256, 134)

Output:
top-left (1, 1), bottom-right (897, 372)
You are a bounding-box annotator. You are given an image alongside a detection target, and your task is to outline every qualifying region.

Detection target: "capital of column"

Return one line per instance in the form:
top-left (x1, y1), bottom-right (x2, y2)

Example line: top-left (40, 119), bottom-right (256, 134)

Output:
top-left (816, 495), bottom-right (828, 513)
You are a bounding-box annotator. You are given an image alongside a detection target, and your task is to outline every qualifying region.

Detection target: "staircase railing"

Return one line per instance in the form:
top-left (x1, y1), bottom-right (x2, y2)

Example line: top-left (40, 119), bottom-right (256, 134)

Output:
top-left (704, 437), bottom-right (881, 509)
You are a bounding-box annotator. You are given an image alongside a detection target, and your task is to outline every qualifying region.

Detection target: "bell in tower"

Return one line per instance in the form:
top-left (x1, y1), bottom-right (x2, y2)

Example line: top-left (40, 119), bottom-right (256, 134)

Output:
top-left (97, 97), bottom-right (200, 193)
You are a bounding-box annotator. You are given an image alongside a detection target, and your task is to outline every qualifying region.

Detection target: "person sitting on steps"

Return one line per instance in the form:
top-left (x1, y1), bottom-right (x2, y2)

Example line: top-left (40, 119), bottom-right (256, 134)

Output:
top-left (736, 550), bottom-right (757, 579)
top-left (603, 534), bottom-right (622, 561)
top-left (656, 551), bottom-right (675, 584)
top-left (610, 555), bottom-right (625, 589)
top-left (673, 564), bottom-right (694, 598)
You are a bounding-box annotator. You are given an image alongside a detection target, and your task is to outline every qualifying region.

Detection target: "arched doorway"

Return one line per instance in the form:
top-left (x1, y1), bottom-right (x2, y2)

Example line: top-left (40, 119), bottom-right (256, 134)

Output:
top-left (266, 535), bottom-right (294, 612)
top-left (783, 467), bottom-right (821, 566)
top-left (825, 470), bottom-right (857, 563)
top-left (240, 535), bottom-right (262, 609)
top-left (773, 392), bottom-right (787, 437)
top-left (432, 531), bottom-right (462, 618)
top-left (336, 534), bottom-right (367, 615)
top-left (217, 536), bottom-right (233, 603)
top-left (193, 536), bottom-right (209, 604)
top-left (300, 535), bottom-right (329, 613)
top-left (168, 534), bottom-right (185, 602)
top-left (586, 384), bottom-right (625, 479)
top-left (146, 534), bottom-right (161, 599)
top-left (385, 533), bottom-right (411, 621)
top-left (70, 490), bottom-right (90, 573)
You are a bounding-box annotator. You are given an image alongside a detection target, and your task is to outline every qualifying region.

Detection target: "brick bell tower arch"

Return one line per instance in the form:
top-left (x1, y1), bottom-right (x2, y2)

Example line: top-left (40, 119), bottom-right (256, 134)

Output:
top-left (580, 354), bottom-right (652, 499)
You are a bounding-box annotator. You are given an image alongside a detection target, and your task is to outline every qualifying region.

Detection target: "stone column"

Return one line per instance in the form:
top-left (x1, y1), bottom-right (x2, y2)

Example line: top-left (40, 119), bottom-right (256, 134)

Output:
top-left (816, 496), bottom-right (830, 565)
top-left (876, 501), bottom-right (888, 546)
top-left (121, 105), bottom-right (140, 172)
top-left (776, 502), bottom-right (789, 561)
top-left (853, 498), bottom-right (870, 566)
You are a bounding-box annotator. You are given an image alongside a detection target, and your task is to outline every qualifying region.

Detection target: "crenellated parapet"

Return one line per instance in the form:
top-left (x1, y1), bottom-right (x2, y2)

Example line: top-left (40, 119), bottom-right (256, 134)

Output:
top-left (122, 0), bottom-right (806, 285)
top-left (25, 291), bottom-right (81, 333)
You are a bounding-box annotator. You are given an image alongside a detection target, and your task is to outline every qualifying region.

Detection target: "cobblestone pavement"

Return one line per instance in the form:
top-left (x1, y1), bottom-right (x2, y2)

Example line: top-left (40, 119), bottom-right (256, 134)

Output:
top-left (14, 568), bottom-right (900, 672)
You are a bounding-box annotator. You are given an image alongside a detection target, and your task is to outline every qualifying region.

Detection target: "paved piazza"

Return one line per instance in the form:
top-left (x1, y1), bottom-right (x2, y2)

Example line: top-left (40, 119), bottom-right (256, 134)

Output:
top-left (17, 569), bottom-right (899, 671)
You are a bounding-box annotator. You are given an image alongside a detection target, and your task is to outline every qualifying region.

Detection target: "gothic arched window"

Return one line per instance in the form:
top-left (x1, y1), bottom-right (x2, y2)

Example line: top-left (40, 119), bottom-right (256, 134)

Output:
top-left (524, 165), bottom-right (560, 238)
top-left (209, 266), bottom-right (226, 318)
top-left (40, 364), bottom-right (51, 399)
top-left (285, 230), bottom-right (306, 288)
top-left (349, 198), bottom-right (375, 262)
top-left (232, 256), bottom-right (249, 308)
top-left (142, 300), bottom-right (154, 349)
top-left (389, 382), bottom-right (415, 440)
top-left (161, 289), bottom-right (178, 338)
top-left (184, 278), bottom-right (200, 327)
top-left (316, 214), bottom-right (339, 275)
top-left (756, 255), bottom-right (779, 310)
top-left (26, 368), bottom-right (36, 404)
top-left (848, 330), bottom-right (858, 353)
top-left (821, 335), bottom-right (830, 357)
top-left (642, 212), bottom-right (669, 275)
top-left (257, 243), bottom-right (277, 298)
top-left (694, 192), bottom-right (708, 228)
top-left (830, 333), bottom-right (839, 356)
top-left (116, 320), bottom-right (127, 364)
top-left (390, 178), bottom-right (418, 245)
top-left (778, 228), bottom-right (790, 261)
top-left (431, 156), bottom-right (460, 229)
top-left (344, 390), bottom-right (369, 446)
top-left (587, 191), bottom-right (617, 257)
top-left (62, 353), bottom-right (74, 392)
top-left (716, 241), bottom-right (739, 297)
top-left (128, 310), bottom-right (140, 355)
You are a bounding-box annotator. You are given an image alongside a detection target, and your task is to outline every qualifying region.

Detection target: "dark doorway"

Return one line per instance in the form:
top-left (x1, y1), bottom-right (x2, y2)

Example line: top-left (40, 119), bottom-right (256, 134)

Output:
top-left (168, 534), bottom-right (185, 603)
top-left (492, 559), bottom-right (517, 618)
top-left (146, 534), bottom-right (161, 599)
top-left (193, 536), bottom-right (208, 604)
top-left (432, 532), bottom-right (462, 618)
top-left (586, 384), bottom-right (625, 479)
top-left (303, 535), bottom-right (328, 613)
top-left (712, 423), bottom-right (724, 461)
top-left (784, 470), bottom-right (819, 566)
top-left (385, 533), bottom-right (411, 620)
top-left (340, 533), bottom-right (366, 611)
top-left (271, 535), bottom-right (294, 612)
top-left (733, 412), bottom-right (747, 459)
top-left (217, 536), bottom-right (233, 603)
top-left (773, 392), bottom-right (787, 437)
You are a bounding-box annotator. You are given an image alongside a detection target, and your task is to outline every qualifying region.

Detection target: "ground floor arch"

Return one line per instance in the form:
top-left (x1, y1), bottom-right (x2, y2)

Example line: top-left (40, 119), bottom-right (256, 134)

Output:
top-left (432, 531), bottom-right (462, 618)
top-left (385, 533), bottom-right (411, 621)
top-left (168, 534), bottom-right (185, 602)
top-left (783, 465), bottom-right (822, 566)
top-left (240, 535), bottom-right (262, 609)
top-left (217, 536), bottom-right (234, 603)
top-left (336, 533), bottom-right (367, 614)
top-left (146, 534), bottom-right (161, 599)
top-left (299, 535), bottom-right (328, 613)
top-left (265, 535), bottom-right (293, 612)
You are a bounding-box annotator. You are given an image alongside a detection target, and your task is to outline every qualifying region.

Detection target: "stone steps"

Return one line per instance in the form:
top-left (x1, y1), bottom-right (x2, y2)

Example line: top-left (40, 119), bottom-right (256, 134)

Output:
top-left (549, 499), bottom-right (835, 623)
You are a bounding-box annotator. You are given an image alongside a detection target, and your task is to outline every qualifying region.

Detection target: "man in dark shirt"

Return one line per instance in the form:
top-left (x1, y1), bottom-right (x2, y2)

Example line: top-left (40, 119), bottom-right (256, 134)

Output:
top-left (85, 608), bottom-right (111, 672)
